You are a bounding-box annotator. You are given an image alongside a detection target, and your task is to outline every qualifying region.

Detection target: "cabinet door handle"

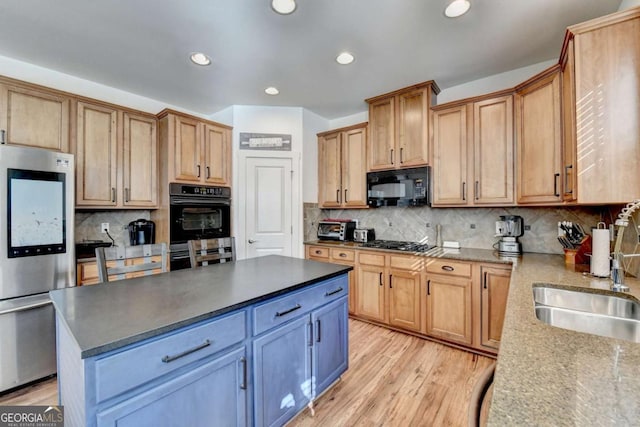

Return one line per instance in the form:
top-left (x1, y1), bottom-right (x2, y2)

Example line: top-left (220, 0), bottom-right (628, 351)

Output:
top-left (124, 188), bottom-right (129, 203)
top-left (239, 357), bottom-right (247, 390)
top-left (475, 181), bottom-right (479, 200)
top-left (336, 189), bottom-right (340, 204)
top-left (344, 189), bottom-right (348, 203)
top-left (316, 319), bottom-right (321, 343)
top-left (275, 304), bottom-right (302, 317)
top-left (427, 279), bottom-right (431, 295)
top-left (111, 187), bottom-right (116, 203)
top-left (390, 148), bottom-right (394, 164)
top-left (564, 165), bottom-right (573, 194)
top-left (206, 166), bottom-right (210, 179)
top-left (462, 182), bottom-right (466, 201)
top-left (441, 265), bottom-right (454, 272)
top-left (197, 164), bottom-right (201, 178)
top-left (400, 147), bottom-right (404, 164)
top-left (0, 129), bottom-right (5, 144)
top-left (325, 287), bottom-right (344, 297)
top-left (162, 339), bottom-right (211, 363)
top-left (379, 272), bottom-right (383, 286)
top-left (483, 271), bottom-right (488, 289)
top-left (554, 173), bottom-right (560, 197)
top-left (307, 321), bottom-right (313, 346)
top-left (389, 274), bottom-right (393, 288)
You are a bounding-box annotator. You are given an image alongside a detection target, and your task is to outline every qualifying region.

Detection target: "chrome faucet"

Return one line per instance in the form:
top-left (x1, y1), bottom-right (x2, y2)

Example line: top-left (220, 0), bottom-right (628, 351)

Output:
top-left (610, 199), bottom-right (640, 292)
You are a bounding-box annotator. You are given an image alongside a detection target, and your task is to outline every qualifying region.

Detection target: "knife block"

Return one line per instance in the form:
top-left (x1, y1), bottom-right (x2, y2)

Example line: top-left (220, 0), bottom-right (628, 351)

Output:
top-left (563, 235), bottom-right (591, 265)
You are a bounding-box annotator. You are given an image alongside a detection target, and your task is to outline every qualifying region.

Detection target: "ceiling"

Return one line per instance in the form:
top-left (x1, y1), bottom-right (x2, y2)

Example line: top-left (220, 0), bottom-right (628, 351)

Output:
top-left (0, 0), bottom-right (622, 119)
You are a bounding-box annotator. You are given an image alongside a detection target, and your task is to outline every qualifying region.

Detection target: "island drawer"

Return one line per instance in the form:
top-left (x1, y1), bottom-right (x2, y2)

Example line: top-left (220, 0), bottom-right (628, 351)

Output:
top-left (253, 275), bottom-right (348, 336)
top-left (94, 310), bottom-right (247, 403)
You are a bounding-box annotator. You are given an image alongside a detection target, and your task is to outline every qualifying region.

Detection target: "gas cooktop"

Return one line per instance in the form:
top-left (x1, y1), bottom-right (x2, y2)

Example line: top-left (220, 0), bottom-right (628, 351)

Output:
top-left (360, 240), bottom-right (434, 253)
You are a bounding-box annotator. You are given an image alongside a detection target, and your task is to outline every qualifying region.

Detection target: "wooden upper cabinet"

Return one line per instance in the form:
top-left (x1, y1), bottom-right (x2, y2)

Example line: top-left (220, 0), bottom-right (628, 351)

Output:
top-left (75, 101), bottom-right (118, 207)
top-left (473, 95), bottom-right (514, 205)
top-left (515, 67), bottom-right (563, 204)
top-left (432, 105), bottom-right (469, 205)
top-left (75, 102), bottom-right (159, 209)
top-left (160, 110), bottom-right (232, 187)
top-left (561, 8), bottom-right (640, 203)
top-left (561, 38), bottom-right (577, 202)
top-left (366, 81), bottom-right (438, 171)
top-left (317, 123), bottom-right (367, 209)
top-left (0, 83), bottom-right (70, 152)
top-left (123, 112), bottom-right (158, 207)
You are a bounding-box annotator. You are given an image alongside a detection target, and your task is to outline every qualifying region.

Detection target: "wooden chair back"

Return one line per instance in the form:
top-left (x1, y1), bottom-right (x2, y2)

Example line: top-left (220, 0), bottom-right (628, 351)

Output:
top-left (188, 237), bottom-right (236, 268)
top-left (95, 243), bottom-right (168, 283)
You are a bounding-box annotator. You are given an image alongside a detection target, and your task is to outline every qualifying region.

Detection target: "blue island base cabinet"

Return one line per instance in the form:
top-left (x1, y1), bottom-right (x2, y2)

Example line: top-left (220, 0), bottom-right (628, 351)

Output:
top-left (55, 270), bottom-right (349, 427)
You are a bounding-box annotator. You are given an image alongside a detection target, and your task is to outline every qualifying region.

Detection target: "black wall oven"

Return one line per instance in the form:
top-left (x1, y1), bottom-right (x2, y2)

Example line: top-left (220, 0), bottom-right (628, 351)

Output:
top-left (169, 183), bottom-right (231, 270)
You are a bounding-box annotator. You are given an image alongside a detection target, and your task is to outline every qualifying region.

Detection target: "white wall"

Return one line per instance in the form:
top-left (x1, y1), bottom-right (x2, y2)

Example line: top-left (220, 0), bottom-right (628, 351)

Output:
top-left (0, 54), bottom-right (206, 117)
top-left (208, 106), bottom-right (234, 127)
top-left (302, 110), bottom-right (329, 203)
top-left (329, 111), bottom-right (369, 130)
top-left (436, 59), bottom-right (557, 104)
top-left (619, 0), bottom-right (640, 10)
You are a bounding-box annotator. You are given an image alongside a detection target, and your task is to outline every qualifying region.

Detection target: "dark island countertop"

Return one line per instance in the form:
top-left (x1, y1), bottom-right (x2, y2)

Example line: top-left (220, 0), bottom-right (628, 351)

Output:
top-left (50, 255), bottom-right (352, 359)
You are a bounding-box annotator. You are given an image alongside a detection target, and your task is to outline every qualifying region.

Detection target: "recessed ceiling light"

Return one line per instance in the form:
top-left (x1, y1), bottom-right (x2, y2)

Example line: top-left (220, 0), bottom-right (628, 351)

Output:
top-left (265, 87), bottom-right (279, 95)
top-left (445, 0), bottom-right (471, 18)
top-left (336, 52), bottom-right (355, 65)
top-left (272, 0), bottom-right (296, 15)
top-left (190, 52), bottom-right (211, 66)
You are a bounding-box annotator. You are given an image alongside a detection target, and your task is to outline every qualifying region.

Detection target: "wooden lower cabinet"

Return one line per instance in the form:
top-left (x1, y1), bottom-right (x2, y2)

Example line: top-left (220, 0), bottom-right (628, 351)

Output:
top-left (426, 274), bottom-right (473, 345)
top-left (77, 256), bottom-right (163, 285)
top-left (388, 268), bottom-right (422, 332)
top-left (479, 264), bottom-right (512, 350)
top-left (355, 263), bottom-right (386, 323)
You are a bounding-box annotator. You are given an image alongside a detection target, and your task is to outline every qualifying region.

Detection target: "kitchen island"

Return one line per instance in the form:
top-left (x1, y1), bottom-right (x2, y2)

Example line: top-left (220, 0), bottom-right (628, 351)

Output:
top-left (50, 255), bottom-right (351, 427)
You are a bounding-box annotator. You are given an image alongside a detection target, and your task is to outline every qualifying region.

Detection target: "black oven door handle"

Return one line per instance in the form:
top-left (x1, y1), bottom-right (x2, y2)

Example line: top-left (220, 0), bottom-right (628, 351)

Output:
top-left (170, 197), bottom-right (231, 206)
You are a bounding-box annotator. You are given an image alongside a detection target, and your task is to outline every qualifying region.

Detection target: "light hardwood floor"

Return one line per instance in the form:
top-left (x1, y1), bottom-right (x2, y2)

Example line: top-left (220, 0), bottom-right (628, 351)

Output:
top-left (0, 319), bottom-right (493, 426)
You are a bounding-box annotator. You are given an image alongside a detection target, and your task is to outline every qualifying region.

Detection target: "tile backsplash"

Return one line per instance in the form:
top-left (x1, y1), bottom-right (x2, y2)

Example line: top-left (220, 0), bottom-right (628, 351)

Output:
top-left (75, 210), bottom-right (151, 247)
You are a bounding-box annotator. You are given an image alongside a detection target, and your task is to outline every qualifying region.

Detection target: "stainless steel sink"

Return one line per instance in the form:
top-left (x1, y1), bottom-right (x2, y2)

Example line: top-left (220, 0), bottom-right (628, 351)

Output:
top-left (533, 285), bottom-right (640, 343)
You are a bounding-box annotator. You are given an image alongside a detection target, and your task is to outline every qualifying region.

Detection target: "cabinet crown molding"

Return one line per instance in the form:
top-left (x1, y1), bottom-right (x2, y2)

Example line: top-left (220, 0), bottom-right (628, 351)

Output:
top-left (156, 108), bottom-right (232, 130)
top-left (365, 80), bottom-right (440, 104)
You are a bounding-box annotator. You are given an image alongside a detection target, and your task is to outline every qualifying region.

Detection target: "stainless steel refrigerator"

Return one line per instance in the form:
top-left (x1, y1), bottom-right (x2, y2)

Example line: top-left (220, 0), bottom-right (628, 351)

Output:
top-left (0, 145), bottom-right (75, 392)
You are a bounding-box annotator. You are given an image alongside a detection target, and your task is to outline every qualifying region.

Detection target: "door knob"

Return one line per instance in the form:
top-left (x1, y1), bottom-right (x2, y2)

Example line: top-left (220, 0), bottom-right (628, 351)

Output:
top-left (248, 239), bottom-right (258, 244)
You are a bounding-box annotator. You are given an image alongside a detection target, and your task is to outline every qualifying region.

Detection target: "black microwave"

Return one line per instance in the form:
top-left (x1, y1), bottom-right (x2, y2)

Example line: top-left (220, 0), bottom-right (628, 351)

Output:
top-left (367, 166), bottom-right (430, 207)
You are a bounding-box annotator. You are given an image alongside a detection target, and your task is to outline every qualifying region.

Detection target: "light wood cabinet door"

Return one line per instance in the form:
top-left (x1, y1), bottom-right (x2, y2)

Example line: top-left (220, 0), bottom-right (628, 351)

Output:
top-left (561, 38), bottom-right (577, 202)
top-left (473, 96), bottom-right (514, 205)
top-left (355, 264), bottom-right (387, 323)
top-left (318, 132), bottom-right (342, 208)
top-left (480, 265), bottom-right (511, 350)
top-left (388, 269), bottom-right (422, 332)
top-left (368, 97), bottom-right (395, 171)
top-left (432, 105), bottom-right (469, 205)
top-left (571, 13), bottom-right (640, 203)
top-left (0, 84), bottom-right (70, 152)
top-left (426, 274), bottom-right (472, 345)
top-left (516, 70), bottom-right (562, 204)
top-left (341, 126), bottom-right (367, 208)
top-left (397, 88), bottom-right (429, 167)
top-left (123, 112), bottom-right (158, 207)
top-left (203, 124), bottom-right (230, 186)
top-left (75, 101), bottom-right (118, 206)
top-left (173, 115), bottom-right (201, 182)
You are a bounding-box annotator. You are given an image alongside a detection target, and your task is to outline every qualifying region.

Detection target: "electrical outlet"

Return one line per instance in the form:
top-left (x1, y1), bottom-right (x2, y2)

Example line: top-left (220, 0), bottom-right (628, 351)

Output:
top-left (426, 222), bottom-right (431, 228)
top-left (470, 224), bottom-right (476, 229)
top-left (524, 225), bottom-right (531, 231)
top-left (101, 223), bottom-right (109, 233)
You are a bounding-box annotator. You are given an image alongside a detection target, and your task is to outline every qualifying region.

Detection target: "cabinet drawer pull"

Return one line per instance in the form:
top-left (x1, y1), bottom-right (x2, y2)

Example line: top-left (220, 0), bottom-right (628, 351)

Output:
top-left (239, 357), bottom-right (247, 390)
top-left (316, 319), bottom-right (321, 343)
top-left (111, 187), bottom-right (116, 203)
top-left (206, 166), bottom-right (211, 179)
top-left (427, 280), bottom-right (431, 295)
top-left (315, 250), bottom-right (322, 255)
top-left (338, 252), bottom-right (347, 258)
top-left (197, 165), bottom-right (201, 178)
top-left (554, 173), bottom-right (560, 197)
top-left (275, 304), bottom-right (302, 317)
top-left (379, 272), bottom-right (383, 286)
top-left (441, 265), bottom-right (454, 272)
top-left (325, 287), bottom-right (344, 296)
top-left (564, 165), bottom-right (573, 194)
top-left (161, 339), bottom-right (211, 363)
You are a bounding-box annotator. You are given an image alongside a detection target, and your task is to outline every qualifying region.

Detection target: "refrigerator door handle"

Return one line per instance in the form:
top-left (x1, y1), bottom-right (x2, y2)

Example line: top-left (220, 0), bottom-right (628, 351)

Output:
top-left (0, 300), bottom-right (52, 316)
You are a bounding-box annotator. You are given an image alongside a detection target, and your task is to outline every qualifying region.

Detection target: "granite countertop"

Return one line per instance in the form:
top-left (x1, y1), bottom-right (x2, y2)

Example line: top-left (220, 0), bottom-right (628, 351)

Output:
top-left (50, 255), bottom-right (352, 359)
top-left (488, 253), bottom-right (640, 425)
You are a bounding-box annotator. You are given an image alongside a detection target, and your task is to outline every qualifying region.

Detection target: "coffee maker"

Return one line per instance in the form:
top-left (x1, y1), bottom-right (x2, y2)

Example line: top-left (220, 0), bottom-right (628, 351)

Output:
top-left (128, 219), bottom-right (155, 246)
top-left (495, 215), bottom-right (524, 256)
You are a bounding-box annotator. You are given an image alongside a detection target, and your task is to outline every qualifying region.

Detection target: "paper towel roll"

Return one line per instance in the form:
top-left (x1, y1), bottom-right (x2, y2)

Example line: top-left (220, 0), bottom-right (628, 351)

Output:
top-left (590, 228), bottom-right (611, 277)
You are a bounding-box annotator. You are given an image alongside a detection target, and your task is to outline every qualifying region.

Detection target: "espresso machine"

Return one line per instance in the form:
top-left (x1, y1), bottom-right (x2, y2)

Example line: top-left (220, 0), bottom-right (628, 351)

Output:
top-left (128, 219), bottom-right (156, 246)
top-left (495, 215), bottom-right (524, 256)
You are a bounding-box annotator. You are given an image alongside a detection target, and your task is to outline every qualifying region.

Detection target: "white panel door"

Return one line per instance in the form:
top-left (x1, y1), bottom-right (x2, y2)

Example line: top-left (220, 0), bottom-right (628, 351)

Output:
top-left (245, 157), bottom-right (293, 258)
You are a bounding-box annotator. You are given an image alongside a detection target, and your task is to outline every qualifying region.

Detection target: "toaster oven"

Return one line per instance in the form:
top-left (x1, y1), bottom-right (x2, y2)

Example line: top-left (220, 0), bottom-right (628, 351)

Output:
top-left (317, 220), bottom-right (357, 241)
